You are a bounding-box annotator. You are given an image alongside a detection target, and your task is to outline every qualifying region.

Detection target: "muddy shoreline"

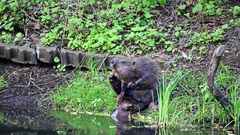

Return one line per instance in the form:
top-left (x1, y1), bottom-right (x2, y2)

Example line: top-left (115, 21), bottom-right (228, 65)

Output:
top-left (0, 60), bottom-right (74, 109)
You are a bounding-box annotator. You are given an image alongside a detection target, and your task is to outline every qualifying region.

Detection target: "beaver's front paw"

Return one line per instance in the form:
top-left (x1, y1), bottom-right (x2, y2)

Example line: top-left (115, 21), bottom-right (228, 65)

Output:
top-left (127, 82), bottom-right (136, 89)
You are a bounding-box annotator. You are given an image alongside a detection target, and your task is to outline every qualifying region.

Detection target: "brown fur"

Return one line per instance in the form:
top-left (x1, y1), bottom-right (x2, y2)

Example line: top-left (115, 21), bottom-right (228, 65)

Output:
top-left (109, 56), bottom-right (161, 113)
top-left (110, 56), bottom-right (161, 93)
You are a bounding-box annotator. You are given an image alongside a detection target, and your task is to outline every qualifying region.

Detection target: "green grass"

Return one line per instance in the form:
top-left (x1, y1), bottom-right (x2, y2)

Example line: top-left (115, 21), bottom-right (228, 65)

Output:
top-left (157, 71), bottom-right (184, 126)
top-left (133, 64), bottom-right (239, 128)
top-left (0, 113), bottom-right (6, 123)
top-left (0, 75), bottom-right (6, 90)
top-left (52, 65), bottom-right (116, 114)
top-left (52, 63), bottom-right (239, 128)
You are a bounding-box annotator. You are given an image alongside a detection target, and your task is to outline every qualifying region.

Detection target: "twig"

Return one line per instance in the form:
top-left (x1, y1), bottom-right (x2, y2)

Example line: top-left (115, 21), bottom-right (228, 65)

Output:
top-left (21, 9), bottom-right (49, 29)
top-left (98, 54), bottom-right (109, 71)
top-left (30, 81), bottom-right (44, 92)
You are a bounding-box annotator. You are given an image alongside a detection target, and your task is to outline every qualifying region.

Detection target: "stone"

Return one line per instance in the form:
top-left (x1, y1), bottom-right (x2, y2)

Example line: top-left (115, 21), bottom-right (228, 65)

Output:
top-left (36, 44), bottom-right (59, 63)
top-left (11, 43), bottom-right (38, 64)
top-left (60, 49), bottom-right (88, 67)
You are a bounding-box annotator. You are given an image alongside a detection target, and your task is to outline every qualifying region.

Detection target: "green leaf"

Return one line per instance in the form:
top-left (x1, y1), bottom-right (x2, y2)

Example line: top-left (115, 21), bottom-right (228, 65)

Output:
top-left (175, 31), bottom-right (180, 38)
top-left (158, 0), bottom-right (166, 6)
top-left (54, 56), bottom-right (60, 63)
top-left (179, 4), bottom-right (186, 11)
top-left (192, 3), bottom-right (202, 14)
top-left (167, 46), bottom-right (173, 52)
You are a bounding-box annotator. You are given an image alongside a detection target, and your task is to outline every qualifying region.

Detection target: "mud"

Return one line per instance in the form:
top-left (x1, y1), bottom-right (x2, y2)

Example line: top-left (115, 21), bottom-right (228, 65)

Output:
top-left (0, 60), bottom-right (73, 109)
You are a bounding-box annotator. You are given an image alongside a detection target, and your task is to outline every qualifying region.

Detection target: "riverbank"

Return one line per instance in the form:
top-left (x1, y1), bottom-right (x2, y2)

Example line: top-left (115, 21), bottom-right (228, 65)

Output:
top-left (0, 58), bottom-right (239, 132)
top-left (0, 0), bottom-right (239, 131)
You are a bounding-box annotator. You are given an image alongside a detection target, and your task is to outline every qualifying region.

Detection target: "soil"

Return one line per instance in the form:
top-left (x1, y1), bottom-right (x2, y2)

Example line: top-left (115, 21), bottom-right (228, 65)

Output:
top-left (0, 60), bottom-right (74, 109)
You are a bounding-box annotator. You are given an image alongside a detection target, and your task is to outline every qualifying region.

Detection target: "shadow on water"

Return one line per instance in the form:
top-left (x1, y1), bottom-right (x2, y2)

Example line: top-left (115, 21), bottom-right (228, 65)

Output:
top-left (0, 106), bottom-right (234, 135)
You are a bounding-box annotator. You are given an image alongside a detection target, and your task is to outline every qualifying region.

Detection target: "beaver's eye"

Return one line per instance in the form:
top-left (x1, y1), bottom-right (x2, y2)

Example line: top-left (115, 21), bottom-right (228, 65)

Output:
top-left (132, 61), bottom-right (136, 65)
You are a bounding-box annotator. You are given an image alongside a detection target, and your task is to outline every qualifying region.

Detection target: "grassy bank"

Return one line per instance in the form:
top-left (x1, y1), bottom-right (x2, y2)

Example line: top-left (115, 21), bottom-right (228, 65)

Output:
top-left (52, 64), bottom-right (239, 128)
top-left (52, 65), bottom-right (116, 115)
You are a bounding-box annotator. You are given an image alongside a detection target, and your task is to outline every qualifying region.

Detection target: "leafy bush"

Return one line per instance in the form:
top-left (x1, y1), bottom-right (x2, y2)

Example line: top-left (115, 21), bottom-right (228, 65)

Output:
top-left (192, 0), bottom-right (223, 16)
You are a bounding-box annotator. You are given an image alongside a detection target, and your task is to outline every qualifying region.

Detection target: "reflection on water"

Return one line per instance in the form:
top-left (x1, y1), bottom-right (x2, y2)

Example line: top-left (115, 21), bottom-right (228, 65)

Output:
top-left (0, 106), bottom-right (234, 135)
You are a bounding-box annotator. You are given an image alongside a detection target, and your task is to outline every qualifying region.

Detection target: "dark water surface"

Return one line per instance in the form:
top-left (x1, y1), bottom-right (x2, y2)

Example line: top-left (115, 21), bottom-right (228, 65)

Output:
top-left (0, 106), bottom-right (234, 135)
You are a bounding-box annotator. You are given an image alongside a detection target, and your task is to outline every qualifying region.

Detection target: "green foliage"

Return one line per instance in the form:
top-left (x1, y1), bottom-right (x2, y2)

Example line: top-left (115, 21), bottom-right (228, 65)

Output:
top-left (217, 64), bottom-right (240, 127)
top-left (52, 63), bottom-right (116, 114)
top-left (125, 26), bottom-right (168, 54)
top-left (192, 0), bottom-right (222, 16)
top-left (0, 31), bottom-right (12, 44)
top-left (232, 6), bottom-right (240, 17)
top-left (157, 71), bottom-right (184, 126)
top-left (0, 113), bottom-right (6, 123)
top-left (143, 65), bottom-right (239, 127)
top-left (13, 32), bottom-right (24, 43)
top-left (191, 24), bottom-right (229, 54)
top-left (54, 64), bottom-right (66, 72)
top-left (41, 23), bottom-right (64, 45)
top-left (53, 56), bottom-right (66, 72)
top-left (80, 24), bottom-right (122, 54)
top-left (234, 19), bottom-right (240, 26)
top-left (53, 56), bottom-right (60, 63)
top-left (158, 0), bottom-right (167, 6)
top-left (40, 1), bottom-right (59, 25)
top-left (39, 0), bottom-right (170, 54)
top-left (0, 0), bottom-right (41, 31)
top-left (0, 75), bottom-right (6, 90)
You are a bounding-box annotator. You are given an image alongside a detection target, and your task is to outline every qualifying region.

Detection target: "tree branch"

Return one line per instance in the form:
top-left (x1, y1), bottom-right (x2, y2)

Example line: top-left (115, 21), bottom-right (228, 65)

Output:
top-left (207, 45), bottom-right (233, 118)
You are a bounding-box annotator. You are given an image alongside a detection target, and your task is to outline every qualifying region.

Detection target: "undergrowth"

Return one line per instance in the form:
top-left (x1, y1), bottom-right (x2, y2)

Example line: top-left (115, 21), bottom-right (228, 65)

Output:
top-left (152, 64), bottom-right (239, 128)
top-left (52, 62), bottom-right (239, 128)
top-left (52, 63), bottom-right (116, 114)
top-left (0, 0), bottom-right (239, 56)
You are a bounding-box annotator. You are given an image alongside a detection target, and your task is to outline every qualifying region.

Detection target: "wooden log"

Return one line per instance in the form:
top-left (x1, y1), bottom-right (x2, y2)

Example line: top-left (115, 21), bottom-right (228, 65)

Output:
top-left (207, 45), bottom-right (233, 118)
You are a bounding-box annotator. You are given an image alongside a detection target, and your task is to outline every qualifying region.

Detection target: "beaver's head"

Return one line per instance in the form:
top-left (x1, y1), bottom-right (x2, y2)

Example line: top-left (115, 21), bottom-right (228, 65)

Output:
top-left (110, 58), bottom-right (138, 82)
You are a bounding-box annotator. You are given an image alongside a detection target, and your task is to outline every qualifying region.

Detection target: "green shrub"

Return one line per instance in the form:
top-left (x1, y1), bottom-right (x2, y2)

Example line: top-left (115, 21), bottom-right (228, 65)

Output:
top-left (192, 0), bottom-right (223, 16)
top-left (232, 6), bottom-right (240, 17)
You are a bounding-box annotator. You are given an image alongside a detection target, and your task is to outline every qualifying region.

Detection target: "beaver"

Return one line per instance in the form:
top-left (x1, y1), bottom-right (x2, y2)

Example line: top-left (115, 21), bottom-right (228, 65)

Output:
top-left (109, 56), bottom-right (161, 97)
top-left (109, 56), bottom-right (161, 114)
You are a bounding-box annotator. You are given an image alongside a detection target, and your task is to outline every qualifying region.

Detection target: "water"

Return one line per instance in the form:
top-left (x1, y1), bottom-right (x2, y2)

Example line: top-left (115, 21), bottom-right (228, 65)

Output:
top-left (0, 106), bottom-right (234, 135)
